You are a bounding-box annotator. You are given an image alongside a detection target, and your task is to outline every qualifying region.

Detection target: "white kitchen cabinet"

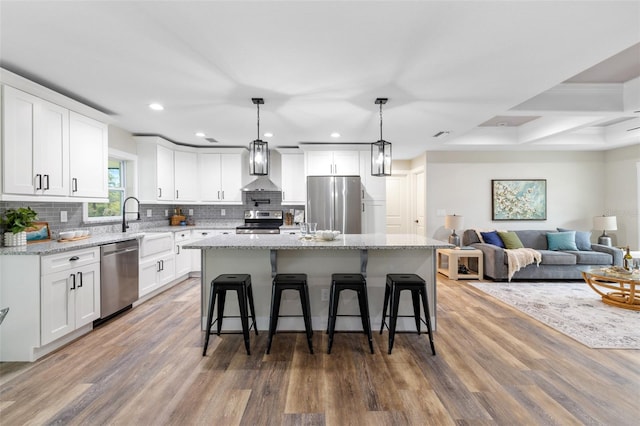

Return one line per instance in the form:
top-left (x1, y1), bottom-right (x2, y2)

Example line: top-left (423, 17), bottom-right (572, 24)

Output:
top-left (40, 247), bottom-right (101, 346)
top-left (362, 200), bottom-right (387, 234)
top-left (69, 111), bottom-right (108, 198)
top-left (198, 152), bottom-right (244, 204)
top-left (139, 233), bottom-right (176, 297)
top-left (174, 230), bottom-right (193, 277)
top-left (306, 150), bottom-right (360, 176)
top-left (174, 150), bottom-right (198, 202)
top-left (359, 151), bottom-right (387, 201)
top-left (2, 85), bottom-right (69, 196)
top-left (136, 137), bottom-right (176, 202)
top-left (280, 151), bottom-right (306, 204)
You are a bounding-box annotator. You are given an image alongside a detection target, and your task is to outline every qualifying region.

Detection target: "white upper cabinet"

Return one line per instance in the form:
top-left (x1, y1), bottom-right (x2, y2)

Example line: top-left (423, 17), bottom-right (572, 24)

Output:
top-left (280, 151), bottom-right (306, 204)
top-left (2, 86), bottom-right (69, 196)
top-left (306, 150), bottom-right (360, 176)
top-left (156, 144), bottom-right (175, 201)
top-left (136, 137), bottom-right (176, 203)
top-left (174, 150), bottom-right (198, 202)
top-left (198, 152), bottom-right (244, 204)
top-left (69, 112), bottom-right (108, 198)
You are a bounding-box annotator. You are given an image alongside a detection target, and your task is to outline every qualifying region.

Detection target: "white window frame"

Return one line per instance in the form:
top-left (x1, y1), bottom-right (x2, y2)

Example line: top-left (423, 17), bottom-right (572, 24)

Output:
top-left (83, 148), bottom-right (138, 223)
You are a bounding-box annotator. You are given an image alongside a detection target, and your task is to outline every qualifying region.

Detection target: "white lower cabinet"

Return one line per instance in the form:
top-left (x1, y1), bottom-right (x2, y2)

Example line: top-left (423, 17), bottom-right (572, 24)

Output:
top-left (139, 233), bottom-right (176, 297)
top-left (41, 247), bottom-right (101, 346)
top-left (174, 230), bottom-right (192, 278)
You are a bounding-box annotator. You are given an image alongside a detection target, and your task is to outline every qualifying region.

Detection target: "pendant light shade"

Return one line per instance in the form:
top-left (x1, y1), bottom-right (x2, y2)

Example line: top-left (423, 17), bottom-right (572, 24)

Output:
top-left (249, 98), bottom-right (269, 176)
top-left (371, 98), bottom-right (392, 176)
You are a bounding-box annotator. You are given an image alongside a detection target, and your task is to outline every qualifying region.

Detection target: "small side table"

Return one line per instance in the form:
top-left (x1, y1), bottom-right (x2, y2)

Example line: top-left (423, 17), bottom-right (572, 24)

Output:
top-left (437, 248), bottom-right (483, 280)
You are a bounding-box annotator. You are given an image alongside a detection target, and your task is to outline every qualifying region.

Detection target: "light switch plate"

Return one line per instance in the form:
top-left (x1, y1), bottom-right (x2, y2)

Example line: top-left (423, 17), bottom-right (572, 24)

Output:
top-left (147, 209), bottom-right (152, 217)
top-left (60, 211), bottom-right (68, 222)
top-left (189, 209), bottom-right (194, 216)
top-left (221, 209), bottom-right (226, 216)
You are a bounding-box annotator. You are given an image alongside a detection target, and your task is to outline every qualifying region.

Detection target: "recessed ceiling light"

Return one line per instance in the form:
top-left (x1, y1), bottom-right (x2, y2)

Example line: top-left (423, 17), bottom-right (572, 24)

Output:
top-left (195, 132), bottom-right (206, 138)
top-left (330, 132), bottom-right (341, 138)
top-left (149, 103), bottom-right (164, 111)
top-left (263, 132), bottom-right (273, 138)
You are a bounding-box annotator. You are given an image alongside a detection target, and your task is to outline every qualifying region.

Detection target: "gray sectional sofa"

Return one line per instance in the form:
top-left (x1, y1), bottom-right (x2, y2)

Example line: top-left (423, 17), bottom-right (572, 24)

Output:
top-left (462, 229), bottom-right (623, 281)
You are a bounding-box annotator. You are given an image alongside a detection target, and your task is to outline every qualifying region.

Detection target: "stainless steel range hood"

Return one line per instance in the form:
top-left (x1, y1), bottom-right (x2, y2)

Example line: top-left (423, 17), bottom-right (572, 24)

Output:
top-left (241, 176), bottom-right (281, 192)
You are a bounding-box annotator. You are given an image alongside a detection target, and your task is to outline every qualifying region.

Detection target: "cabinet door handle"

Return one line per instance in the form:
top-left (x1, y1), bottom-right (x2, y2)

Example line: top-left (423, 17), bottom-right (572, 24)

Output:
top-left (70, 273), bottom-right (76, 290)
top-left (158, 188), bottom-right (162, 198)
top-left (176, 190), bottom-right (179, 199)
top-left (176, 245), bottom-right (180, 255)
top-left (160, 260), bottom-right (164, 271)
top-left (72, 178), bottom-right (78, 193)
top-left (77, 271), bottom-right (83, 288)
top-left (221, 191), bottom-right (224, 199)
top-left (35, 174), bottom-right (42, 190)
top-left (282, 191), bottom-right (285, 200)
top-left (362, 203), bottom-right (365, 213)
top-left (69, 256), bottom-right (79, 261)
top-left (217, 190), bottom-right (220, 200)
top-left (157, 261), bottom-right (161, 272)
top-left (44, 174), bottom-right (50, 190)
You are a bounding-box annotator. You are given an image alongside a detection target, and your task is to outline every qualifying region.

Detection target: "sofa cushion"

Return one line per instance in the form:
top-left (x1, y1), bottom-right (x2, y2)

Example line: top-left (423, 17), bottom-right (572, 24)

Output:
top-left (480, 231), bottom-right (505, 248)
top-left (498, 231), bottom-right (524, 249)
top-left (539, 250), bottom-right (577, 265)
top-left (557, 227), bottom-right (592, 251)
top-left (572, 250), bottom-right (612, 265)
top-left (547, 231), bottom-right (578, 251)
top-left (514, 230), bottom-right (549, 250)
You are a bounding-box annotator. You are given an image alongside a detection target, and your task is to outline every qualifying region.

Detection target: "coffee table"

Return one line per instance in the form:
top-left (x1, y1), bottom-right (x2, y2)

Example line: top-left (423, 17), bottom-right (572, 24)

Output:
top-left (579, 266), bottom-right (640, 311)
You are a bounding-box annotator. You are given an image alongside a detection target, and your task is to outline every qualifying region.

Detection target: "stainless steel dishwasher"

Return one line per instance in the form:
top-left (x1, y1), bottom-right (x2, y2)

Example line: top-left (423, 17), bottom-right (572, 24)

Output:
top-left (99, 239), bottom-right (139, 320)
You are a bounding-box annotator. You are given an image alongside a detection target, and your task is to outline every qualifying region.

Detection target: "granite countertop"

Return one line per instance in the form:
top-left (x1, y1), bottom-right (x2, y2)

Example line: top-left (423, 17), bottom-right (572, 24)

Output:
top-left (184, 233), bottom-right (452, 250)
top-left (0, 233), bottom-right (144, 255)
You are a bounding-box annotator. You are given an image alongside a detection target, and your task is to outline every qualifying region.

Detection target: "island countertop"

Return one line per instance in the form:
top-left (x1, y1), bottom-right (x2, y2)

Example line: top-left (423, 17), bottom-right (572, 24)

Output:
top-left (184, 233), bottom-right (451, 250)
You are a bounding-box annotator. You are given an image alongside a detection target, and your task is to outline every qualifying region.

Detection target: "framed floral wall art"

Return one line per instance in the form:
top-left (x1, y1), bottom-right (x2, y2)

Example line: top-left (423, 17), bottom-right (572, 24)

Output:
top-left (492, 179), bottom-right (547, 220)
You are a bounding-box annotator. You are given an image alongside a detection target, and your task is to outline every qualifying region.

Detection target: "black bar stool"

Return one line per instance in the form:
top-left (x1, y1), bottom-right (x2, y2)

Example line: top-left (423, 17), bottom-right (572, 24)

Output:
top-left (203, 274), bottom-right (257, 356)
top-left (326, 273), bottom-right (374, 354)
top-left (380, 273), bottom-right (435, 355)
top-left (266, 273), bottom-right (314, 354)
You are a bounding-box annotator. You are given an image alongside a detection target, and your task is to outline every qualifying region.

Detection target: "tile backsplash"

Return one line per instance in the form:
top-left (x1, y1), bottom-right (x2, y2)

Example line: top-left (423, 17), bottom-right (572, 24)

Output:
top-left (0, 191), bottom-right (303, 237)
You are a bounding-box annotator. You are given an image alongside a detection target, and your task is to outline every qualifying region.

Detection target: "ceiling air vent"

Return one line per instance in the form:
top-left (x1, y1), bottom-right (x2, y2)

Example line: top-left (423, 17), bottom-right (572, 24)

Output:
top-left (205, 137), bottom-right (218, 143)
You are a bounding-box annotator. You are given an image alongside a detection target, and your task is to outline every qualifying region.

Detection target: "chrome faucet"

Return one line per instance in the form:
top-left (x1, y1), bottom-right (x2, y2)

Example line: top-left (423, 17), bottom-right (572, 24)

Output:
top-left (122, 196), bottom-right (141, 232)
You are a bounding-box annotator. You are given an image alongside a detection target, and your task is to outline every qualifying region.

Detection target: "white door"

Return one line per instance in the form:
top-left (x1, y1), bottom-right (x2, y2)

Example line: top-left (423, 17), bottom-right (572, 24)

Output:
top-left (412, 169), bottom-right (426, 236)
top-left (41, 271), bottom-right (74, 345)
top-left (220, 153), bottom-right (243, 203)
top-left (2, 86), bottom-right (37, 194)
top-left (34, 100), bottom-right (69, 196)
top-left (73, 264), bottom-right (101, 327)
top-left (69, 112), bottom-right (108, 198)
top-left (386, 174), bottom-right (409, 234)
top-left (174, 150), bottom-right (198, 201)
top-left (156, 144), bottom-right (174, 201)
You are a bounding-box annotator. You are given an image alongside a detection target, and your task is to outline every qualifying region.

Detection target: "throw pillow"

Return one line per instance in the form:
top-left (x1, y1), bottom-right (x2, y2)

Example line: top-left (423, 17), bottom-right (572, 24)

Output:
top-left (480, 230), bottom-right (505, 248)
top-left (557, 227), bottom-right (592, 251)
top-left (547, 231), bottom-right (578, 251)
top-left (497, 231), bottom-right (524, 249)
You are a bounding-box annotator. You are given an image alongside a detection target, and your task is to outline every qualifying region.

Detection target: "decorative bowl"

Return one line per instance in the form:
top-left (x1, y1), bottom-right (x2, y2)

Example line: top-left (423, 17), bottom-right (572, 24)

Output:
top-left (59, 231), bottom-right (75, 240)
top-left (316, 230), bottom-right (340, 241)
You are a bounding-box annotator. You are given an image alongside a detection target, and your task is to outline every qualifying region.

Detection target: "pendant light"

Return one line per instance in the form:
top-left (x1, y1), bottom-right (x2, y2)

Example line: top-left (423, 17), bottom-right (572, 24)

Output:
top-left (249, 97), bottom-right (269, 176)
top-left (371, 98), bottom-right (392, 176)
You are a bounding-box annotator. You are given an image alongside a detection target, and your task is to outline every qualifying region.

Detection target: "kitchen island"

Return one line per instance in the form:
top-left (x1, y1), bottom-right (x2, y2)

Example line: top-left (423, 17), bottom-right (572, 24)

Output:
top-left (184, 233), bottom-right (451, 333)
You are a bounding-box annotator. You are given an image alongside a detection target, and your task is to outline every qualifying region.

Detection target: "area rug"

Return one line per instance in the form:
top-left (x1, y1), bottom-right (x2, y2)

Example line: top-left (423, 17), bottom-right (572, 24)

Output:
top-left (467, 281), bottom-right (640, 349)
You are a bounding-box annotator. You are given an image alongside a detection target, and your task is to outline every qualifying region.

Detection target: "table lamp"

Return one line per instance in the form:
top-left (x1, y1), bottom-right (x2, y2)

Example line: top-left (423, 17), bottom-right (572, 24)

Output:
top-left (593, 215), bottom-right (616, 246)
top-left (445, 214), bottom-right (464, 247)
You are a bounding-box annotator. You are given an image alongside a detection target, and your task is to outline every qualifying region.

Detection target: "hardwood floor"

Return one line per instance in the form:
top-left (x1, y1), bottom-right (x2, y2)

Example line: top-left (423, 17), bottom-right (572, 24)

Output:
top-left (1, 276), bottom-right (638, 425)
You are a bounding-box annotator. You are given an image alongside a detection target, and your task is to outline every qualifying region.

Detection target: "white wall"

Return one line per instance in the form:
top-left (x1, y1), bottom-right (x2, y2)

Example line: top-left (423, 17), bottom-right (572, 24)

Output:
top-left (108, 125), bottom-right (137, 154)
top-left (603, 144), bottom-right (640, 248)
top-left (425, 150), bottom-right (618, 245)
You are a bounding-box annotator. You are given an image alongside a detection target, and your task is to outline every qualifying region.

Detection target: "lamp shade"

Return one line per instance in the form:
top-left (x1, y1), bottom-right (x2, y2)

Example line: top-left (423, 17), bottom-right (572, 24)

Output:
top-left (371, 139), bottom-right (392, 176)
top-left (593, 215), bottom-right (617, 231)
top-left (249, 139), bottom-right (269, 176)
top-left (444, 214), bottom-right (464, 230)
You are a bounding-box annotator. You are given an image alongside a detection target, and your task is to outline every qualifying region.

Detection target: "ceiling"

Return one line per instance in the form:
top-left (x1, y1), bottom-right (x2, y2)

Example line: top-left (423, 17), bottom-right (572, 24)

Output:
top-left (1, 1), bottom-right (639, 160)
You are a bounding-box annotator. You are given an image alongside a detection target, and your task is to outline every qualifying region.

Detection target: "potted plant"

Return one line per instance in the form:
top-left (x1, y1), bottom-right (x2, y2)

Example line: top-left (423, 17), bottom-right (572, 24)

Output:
top-left (1, 207), bottom-right (38, 246)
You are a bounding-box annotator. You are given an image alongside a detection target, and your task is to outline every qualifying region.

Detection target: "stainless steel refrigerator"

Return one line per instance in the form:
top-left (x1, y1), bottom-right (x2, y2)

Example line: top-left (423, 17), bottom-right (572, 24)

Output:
top-left (307, 176), bottom-right (361, 234)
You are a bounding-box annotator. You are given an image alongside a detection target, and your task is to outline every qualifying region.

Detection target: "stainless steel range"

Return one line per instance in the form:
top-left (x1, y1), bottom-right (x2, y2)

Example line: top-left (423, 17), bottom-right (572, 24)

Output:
top-left (236, 210), bottom-right (283, 234)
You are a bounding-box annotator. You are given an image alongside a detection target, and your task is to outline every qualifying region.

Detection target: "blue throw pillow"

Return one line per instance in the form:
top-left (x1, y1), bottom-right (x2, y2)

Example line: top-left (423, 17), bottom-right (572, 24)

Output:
top-left (547, 231), bottom-right (578, 251)
top-left (480, 230), bottom-right (505, 248)
top-left (557, 227), bottom-right (592, 251)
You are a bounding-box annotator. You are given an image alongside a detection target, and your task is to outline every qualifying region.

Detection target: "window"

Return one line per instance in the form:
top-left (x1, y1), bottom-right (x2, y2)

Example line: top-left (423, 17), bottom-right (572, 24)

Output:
top-left (84, 149), bottom-right (137, 223)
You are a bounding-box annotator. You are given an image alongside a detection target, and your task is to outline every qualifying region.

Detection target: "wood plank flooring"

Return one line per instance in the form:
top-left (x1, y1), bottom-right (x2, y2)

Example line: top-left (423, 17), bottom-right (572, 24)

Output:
top-left (1, 276), bottom-right (639, 425)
